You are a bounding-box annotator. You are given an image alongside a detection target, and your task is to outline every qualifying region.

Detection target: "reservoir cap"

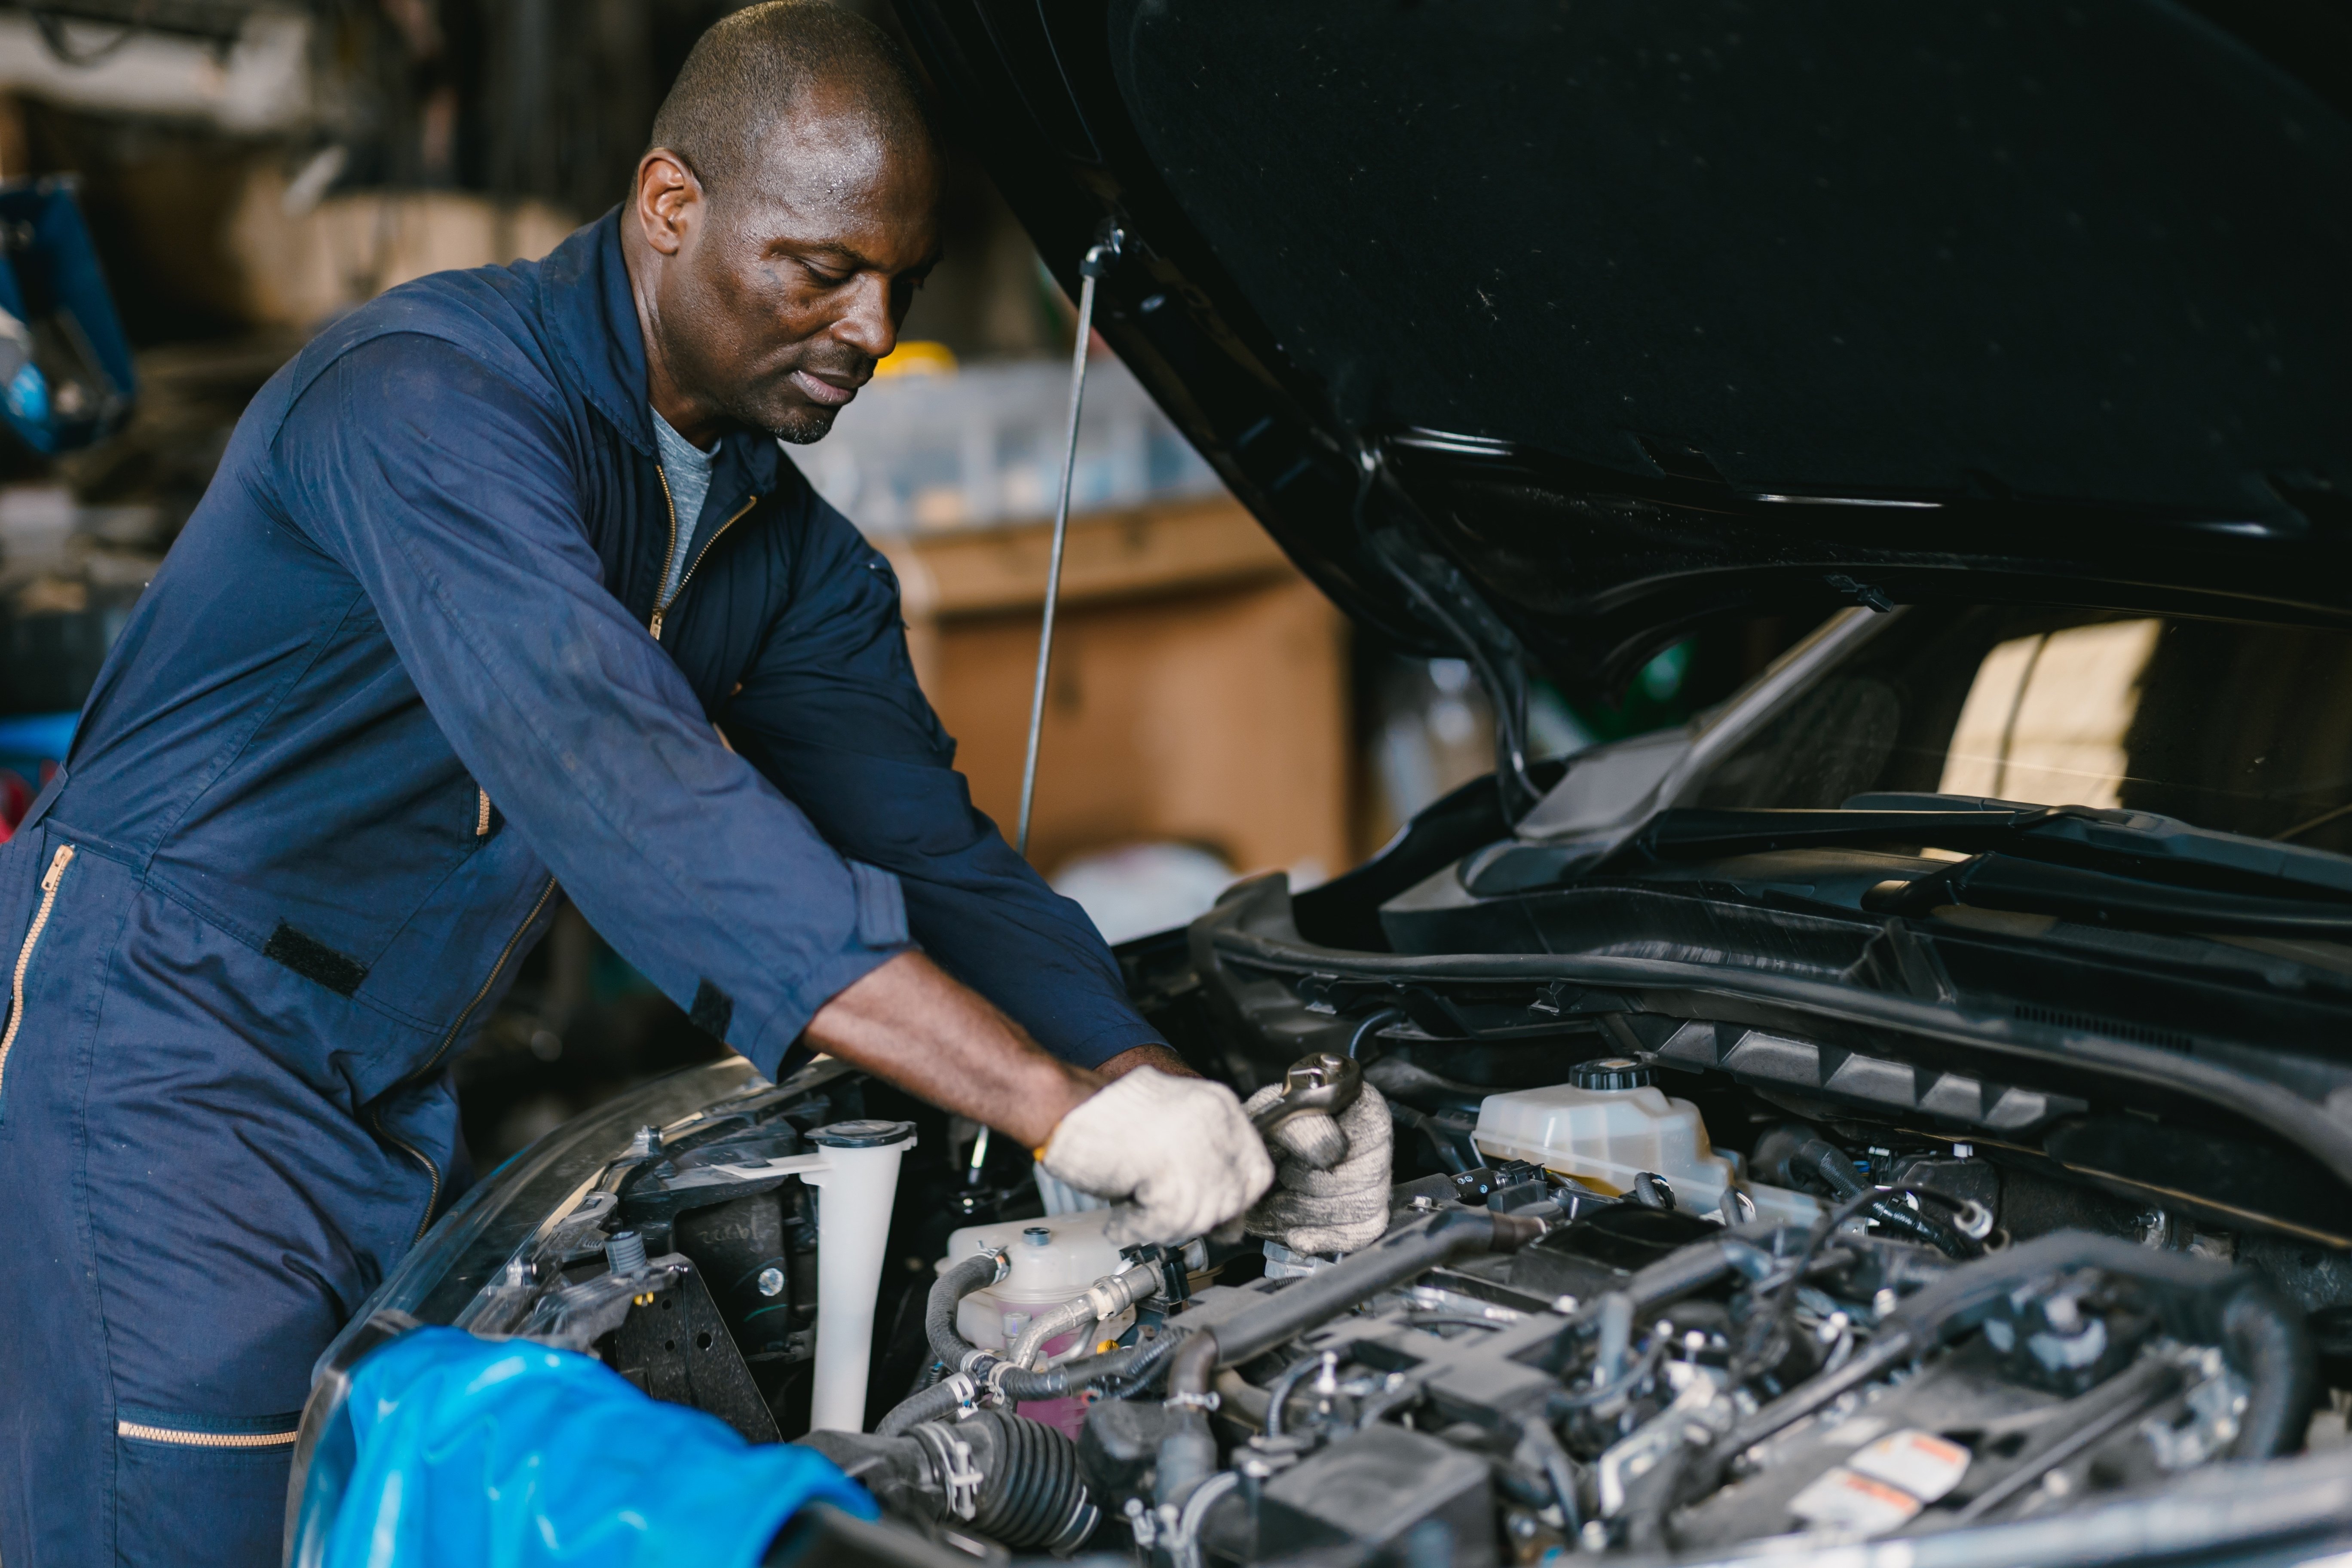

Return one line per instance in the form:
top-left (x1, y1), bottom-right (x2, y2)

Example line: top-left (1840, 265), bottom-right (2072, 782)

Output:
top-left (1568, 1057), bottom-right (1653, 1092)
top-left (809, 1118), bottom-right (917, 1148)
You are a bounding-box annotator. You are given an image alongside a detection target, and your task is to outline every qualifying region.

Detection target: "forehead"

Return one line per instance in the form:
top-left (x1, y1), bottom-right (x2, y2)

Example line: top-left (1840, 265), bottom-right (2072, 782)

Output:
top-left (723, 88), bottom-right (941, 265)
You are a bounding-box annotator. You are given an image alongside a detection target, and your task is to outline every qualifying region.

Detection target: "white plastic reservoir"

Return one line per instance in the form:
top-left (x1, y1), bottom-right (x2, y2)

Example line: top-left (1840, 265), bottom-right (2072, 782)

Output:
top-left (801, 1118), bottom-right (918, 1433)
top-left (1472, 1058), bottom-right (1818, 1227)
top-left (941, 1207), bottom-right (1129, 1353)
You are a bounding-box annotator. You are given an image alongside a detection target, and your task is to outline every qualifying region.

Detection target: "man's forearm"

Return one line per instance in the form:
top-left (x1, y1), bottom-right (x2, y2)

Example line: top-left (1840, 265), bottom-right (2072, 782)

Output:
top-left (1096, 1042), bottom-right (1195, 1081)
top-left (801, 950), bottom-right (1100, 1148)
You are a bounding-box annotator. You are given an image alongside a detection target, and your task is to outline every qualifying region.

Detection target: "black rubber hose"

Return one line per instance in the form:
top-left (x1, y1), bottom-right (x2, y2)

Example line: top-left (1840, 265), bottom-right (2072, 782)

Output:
top-left (1261, 1352), bottom-right (1326, 1439)
top-left (2226, 1285), bottom-right (2317, 1459)
top-left (1517, 1415), bottom-right (1584, 1535)
top-left (966, 1412), bottom-right (1096, 1552)
top-left (996, 1333), bottom-right (1176, 1401)
top-left (1148, 1210), bottom-right (1544, 1511)
top-left (1154, 1329), bottom-right (1224, 1510)
top-left (806, 1414), bottom-right (1098, 1553)
top-left (1862, 1194), bottom-right (1978, 1259)
top-left (876, 1377), bottom-right (966, 1439)
top-left (1764, 1128), bottom-right (1976, 1259)
top-left (1781, 1132), bottom-right (1867, 1199)
top-left (1347, 1006), bottom-right (1408, 1060)
top-left (1710, 1230), bottom-right (2314, 1472)
top-left (876, 1333), bottom-right (1181, 1436)
top-left (927, 1253), bottom-right (1000, 1366)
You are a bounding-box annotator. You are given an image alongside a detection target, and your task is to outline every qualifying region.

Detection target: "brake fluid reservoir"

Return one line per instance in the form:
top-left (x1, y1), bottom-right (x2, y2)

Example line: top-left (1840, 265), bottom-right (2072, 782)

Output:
top-left (941, 1207), bottom-right (1128, 1353)
top-left (1473, 1057), bottom-right (1817, 1226)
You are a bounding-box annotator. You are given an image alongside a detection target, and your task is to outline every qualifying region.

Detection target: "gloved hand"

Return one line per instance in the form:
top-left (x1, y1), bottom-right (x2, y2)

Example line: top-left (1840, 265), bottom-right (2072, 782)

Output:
top-left (1037, 1067), bottom-right (1274, 1247)
top-left (1243, 1079), bottom-right (1393, 1256)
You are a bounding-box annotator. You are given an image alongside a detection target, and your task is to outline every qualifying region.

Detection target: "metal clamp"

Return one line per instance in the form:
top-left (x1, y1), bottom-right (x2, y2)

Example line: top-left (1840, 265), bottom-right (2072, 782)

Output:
top-left (938, 1371), bottom-right (979, 1417)
top-left (910, 1421), bottom-right (983, 1522)
top-left (1164, 1389), bottom-right (1221, 1412)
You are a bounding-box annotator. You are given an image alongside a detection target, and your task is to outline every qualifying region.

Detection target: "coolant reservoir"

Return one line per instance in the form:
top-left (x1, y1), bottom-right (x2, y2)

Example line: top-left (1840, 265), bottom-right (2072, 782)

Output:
top-left (1472, 1058), bottom-right (1818, 1226)
top-left (941, 1207), bottom-right (1129, 1354)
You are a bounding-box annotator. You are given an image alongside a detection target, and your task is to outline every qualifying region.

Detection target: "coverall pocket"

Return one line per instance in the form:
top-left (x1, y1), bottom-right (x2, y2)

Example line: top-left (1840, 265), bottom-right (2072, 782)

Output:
top-left (115, 1405), bottom-right (303, 1452)
top-left (114, 1406), bottom-right (302, 1568)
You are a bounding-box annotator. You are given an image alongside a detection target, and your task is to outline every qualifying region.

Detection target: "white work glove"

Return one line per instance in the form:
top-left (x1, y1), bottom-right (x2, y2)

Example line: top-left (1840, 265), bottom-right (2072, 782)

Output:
top-left (1243, 1080), bottom-right (1393, 1256)
top-left (1037, 1067), bottom-right (1274, 1247)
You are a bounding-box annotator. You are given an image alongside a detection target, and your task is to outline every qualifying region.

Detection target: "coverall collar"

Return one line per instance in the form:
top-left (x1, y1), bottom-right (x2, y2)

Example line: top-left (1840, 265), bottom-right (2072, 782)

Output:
top-left (540, 208), bottom-right (781, 495)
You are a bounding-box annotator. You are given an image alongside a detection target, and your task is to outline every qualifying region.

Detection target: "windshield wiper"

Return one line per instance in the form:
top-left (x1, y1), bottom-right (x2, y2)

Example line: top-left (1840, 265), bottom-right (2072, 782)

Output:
top-left (1629, 803), bottom-right (2051, 859)
top-left (1591, 794), bottom-right (2352, 937)
top-left (1617, 794), bottom-right (2352, 903)
top-left (1860, 851), bottom-right (2352, 936)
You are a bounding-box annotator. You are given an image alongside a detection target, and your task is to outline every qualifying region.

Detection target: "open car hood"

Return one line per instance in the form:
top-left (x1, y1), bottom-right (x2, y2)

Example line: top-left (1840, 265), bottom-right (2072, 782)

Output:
top-left (895, 0), bottom-right (2352, 695)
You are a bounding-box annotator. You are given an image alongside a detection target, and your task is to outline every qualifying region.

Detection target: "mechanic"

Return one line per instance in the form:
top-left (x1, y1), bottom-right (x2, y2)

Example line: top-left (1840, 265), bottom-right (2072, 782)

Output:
top-left (0, 7), bottom-right (1382, 1565)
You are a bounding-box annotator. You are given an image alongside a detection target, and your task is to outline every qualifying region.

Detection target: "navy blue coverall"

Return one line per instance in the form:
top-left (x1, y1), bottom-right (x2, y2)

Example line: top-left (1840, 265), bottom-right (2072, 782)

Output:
top-left (0, 210), bottom-right (1158, 1566)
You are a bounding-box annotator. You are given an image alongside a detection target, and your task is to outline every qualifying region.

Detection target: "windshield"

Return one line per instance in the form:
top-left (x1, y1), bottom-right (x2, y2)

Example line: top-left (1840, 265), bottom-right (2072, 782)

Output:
top-left (1694, 606), bottom-right (2352, 856)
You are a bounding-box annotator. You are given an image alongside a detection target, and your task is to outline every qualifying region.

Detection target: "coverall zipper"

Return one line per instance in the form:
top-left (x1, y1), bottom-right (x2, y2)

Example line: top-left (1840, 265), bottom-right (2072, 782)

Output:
top-left (649, 463), bottom-right (681, 638)
top-left (115, 1419), bottom-right (297, 1449)
top-left (0, 843), bottom-right (74, 1102)
top-left (375, 876), bottom-right (559, 1243)
top-left (646, 465), bottom-right (758, 642)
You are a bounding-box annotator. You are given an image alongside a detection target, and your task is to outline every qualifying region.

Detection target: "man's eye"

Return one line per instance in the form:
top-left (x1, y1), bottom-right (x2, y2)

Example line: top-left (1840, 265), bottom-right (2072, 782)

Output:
top-left (806, 265), bottom-right (853, 288)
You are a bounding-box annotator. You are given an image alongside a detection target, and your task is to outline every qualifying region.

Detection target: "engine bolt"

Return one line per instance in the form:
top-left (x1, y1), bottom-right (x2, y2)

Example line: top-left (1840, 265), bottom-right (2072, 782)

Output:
top-left (757, 1266), bottom-right (786, 1298)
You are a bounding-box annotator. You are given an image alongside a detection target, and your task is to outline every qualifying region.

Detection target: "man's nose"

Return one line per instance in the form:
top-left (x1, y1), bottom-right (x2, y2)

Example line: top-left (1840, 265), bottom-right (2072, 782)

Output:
top-left (831, 273), bottom-right (897, 363)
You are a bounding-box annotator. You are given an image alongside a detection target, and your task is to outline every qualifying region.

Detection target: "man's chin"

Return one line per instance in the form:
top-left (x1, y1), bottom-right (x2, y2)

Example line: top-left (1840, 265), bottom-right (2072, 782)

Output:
top-left (766, 404), bottom-right (842, 446)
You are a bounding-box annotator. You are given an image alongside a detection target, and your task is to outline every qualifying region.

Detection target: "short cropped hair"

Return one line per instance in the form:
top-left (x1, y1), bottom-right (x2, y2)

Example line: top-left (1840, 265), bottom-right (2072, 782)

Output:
top-left (648, 1), bottom-right (936, 194)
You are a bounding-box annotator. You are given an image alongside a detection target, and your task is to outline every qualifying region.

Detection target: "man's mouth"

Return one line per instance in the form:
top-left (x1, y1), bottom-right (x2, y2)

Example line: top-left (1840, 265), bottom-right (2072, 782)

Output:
top-left (790, 368), bottom-right (860, 409)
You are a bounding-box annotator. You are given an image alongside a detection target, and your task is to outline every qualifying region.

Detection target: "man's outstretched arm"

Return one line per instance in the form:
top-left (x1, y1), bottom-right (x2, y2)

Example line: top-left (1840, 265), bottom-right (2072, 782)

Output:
top-left (801, 953), bottom-right (1195, 1142)
top-left (274, 334), bottom-right (1261, 1240)
top-left (804, 950), bottom-right (1096, 1148)
top-left (722, 492), bottom-right (1185, 1073)
top-left (804, 956), bottom-right (1263, 1245)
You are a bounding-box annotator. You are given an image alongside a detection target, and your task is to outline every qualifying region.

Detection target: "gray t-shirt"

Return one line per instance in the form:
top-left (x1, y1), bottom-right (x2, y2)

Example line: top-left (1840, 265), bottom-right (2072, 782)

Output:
top-left (652, 409), bottom-right (717, 604)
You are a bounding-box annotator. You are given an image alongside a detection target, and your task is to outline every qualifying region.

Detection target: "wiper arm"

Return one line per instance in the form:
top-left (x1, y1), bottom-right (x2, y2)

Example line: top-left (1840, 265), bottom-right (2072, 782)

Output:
top-left (1862, 851), bottom-right (2352, 937)
top-left (1617, 795), bottom-right (2352, 905)
top-left (1629, 805), bottom-right (2050, 860)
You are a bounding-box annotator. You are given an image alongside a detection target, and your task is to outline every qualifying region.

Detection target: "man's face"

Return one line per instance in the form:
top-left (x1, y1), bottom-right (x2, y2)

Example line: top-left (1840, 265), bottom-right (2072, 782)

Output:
top-left (639, 86), bottom-right (941, 444)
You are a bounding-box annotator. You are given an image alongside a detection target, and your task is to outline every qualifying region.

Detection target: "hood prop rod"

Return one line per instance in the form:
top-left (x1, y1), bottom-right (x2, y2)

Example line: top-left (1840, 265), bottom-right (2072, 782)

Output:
top-left (1016, 226), bottom-right (1124, 859)
top-left (1354, 447), bottom-right (1544, 821)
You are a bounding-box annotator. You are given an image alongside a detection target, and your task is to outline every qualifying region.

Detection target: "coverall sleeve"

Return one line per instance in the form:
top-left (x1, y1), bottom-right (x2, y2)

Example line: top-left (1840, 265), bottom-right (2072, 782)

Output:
top-left (718, 487), bottom-right (1164, 1071)
top-left (270, 333), bottom-right (908, 1075)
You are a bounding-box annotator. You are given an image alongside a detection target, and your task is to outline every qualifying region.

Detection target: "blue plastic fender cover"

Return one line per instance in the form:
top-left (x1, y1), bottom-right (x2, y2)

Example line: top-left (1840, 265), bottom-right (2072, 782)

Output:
top-left (325, 1326), bottom-right (875, 1568)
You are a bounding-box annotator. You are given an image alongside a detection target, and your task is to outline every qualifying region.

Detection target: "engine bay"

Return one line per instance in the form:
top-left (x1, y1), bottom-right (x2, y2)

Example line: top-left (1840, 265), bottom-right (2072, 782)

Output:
top-left (392, 911), bottom-right (2352, 1567)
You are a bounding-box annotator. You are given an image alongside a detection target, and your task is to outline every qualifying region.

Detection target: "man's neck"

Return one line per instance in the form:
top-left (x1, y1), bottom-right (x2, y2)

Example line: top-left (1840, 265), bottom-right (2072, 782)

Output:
top-left (622, 220), bottom-right (732, 450)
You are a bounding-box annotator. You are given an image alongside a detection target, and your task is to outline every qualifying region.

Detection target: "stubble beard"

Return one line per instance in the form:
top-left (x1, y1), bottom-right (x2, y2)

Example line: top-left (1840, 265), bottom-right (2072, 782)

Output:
top-left (768, 404), bottom-right (841, 445)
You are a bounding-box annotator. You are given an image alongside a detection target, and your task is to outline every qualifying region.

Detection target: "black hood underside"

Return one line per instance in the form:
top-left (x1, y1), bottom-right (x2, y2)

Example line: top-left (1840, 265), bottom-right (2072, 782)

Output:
top-left (898, 0), bottom-right (2352, 694)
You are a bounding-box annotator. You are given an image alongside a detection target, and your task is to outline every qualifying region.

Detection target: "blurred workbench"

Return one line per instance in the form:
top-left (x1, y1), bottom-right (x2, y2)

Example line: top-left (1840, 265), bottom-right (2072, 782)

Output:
top-left (876, 495), bottom-right (1351, 884)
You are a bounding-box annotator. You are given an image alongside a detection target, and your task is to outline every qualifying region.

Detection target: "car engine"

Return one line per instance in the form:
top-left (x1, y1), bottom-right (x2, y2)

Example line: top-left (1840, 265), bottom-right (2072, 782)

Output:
top-left (811, 1146), bottom-right (2311, 1565)
top-left (418, 1016), bottom-right (2336, 1568)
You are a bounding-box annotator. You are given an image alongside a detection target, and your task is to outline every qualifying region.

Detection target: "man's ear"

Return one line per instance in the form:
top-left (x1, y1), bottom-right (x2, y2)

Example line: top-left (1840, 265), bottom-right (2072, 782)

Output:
top-left (634, 149), bottom-right (702, 258)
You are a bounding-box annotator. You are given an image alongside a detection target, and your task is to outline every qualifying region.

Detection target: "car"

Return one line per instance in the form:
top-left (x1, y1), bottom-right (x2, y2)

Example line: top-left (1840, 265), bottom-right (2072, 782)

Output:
top-left (289, 4), bottom-right (2352, 1564)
